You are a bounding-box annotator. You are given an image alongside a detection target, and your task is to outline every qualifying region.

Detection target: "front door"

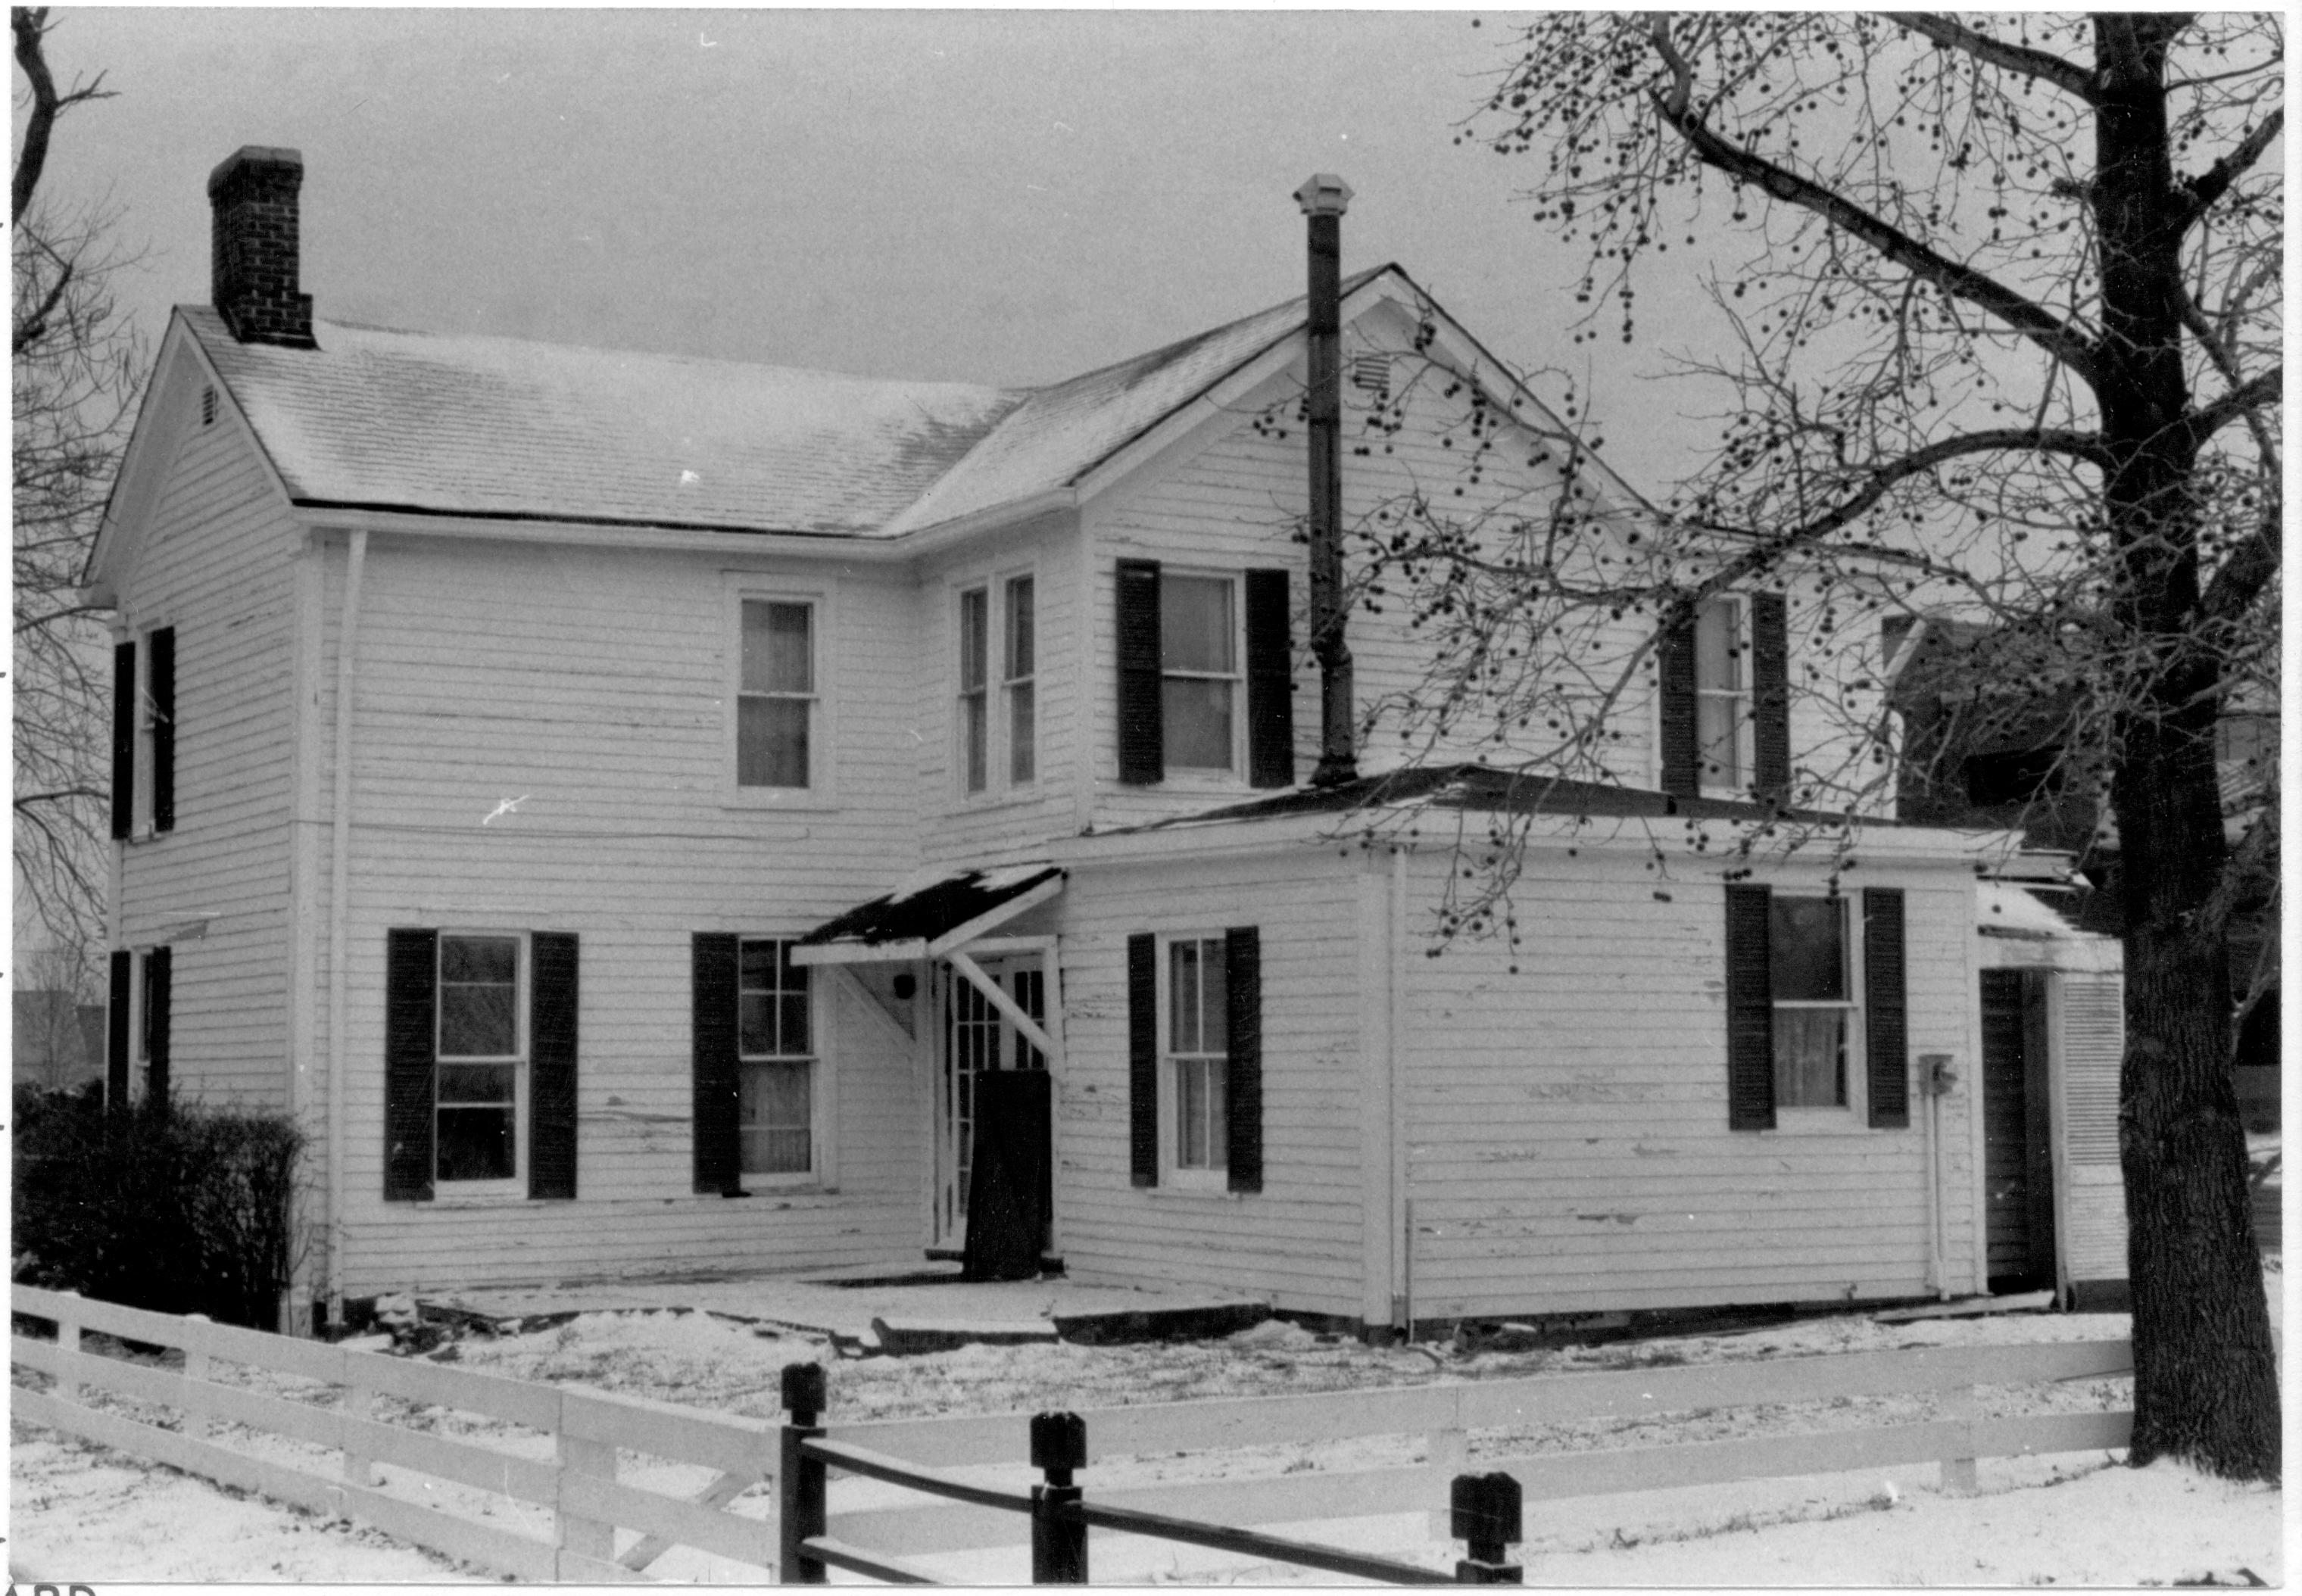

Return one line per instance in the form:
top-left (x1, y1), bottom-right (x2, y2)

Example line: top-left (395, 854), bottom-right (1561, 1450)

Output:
top-left (1980, 968), bottom-right (2058, 1292)
top-left (934, 955), bottom-right (1050, 1251)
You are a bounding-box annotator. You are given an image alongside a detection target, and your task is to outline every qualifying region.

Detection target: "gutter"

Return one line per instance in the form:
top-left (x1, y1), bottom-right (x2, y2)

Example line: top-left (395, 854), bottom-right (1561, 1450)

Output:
top-left (325, 528), bottom-right (367, 1325)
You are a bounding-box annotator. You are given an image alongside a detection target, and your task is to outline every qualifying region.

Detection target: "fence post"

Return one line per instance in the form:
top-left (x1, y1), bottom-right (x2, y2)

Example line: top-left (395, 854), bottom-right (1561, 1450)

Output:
top-left (1451, 1471), bottom-right (1523, 1585)
top-left (182, 1313), bottom-right (214, 1439)
top-left (557, 1390), bottom-right (618, 1566)
top-left (1030, 1411), bottom-right (1088, 1585)
top-left (342, 1354), bottom-right (379, 1491)
top-left (1939, 1382), bottom-right (1979, 1495)
top-left (779, 1363), bottom-right (828, 1584)
top-left (54, 1291), bottom-right (82, 1404)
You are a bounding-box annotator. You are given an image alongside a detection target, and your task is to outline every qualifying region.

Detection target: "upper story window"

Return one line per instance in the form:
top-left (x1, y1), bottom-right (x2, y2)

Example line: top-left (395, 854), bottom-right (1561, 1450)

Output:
top-left (435, 932), bottom-right (526, 1187)
top-left (957, 575), bottom-right (1037, 796)
top-left (1694, 596), bottom-right (1750, 793)
top-left (1768, 896), bottom-right (1851, 1108)
top-left (738, 937), bottom-right (815, 1177)
top-left (1160, 574), bottom-right (1239, 773)
top-left (739, 599), bottom-right (816, 790)
top-left (112, 627), bottom-right (176, 840)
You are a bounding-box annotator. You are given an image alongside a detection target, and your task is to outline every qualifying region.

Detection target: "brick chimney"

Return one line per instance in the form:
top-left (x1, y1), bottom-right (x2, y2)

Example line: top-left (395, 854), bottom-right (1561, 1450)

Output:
top-left (1295, 173), bottom-right (1355, 787)
top-left (207, 146), bottom-right (315, 348)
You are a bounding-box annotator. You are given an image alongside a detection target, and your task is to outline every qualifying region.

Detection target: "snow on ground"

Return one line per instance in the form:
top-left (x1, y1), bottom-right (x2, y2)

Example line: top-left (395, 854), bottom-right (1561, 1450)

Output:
top-left (9, 1262), bottom-right (2285, 1585)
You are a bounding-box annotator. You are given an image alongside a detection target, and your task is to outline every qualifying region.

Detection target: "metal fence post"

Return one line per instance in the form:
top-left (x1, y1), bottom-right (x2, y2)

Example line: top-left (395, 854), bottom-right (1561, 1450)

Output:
top-left (778, 1362), bottom-right (828, 1584)
top-left (1451, 1471), bottom-right (1523, 1584)
top-left (1030, 1411), bottom-right (1088, 1584)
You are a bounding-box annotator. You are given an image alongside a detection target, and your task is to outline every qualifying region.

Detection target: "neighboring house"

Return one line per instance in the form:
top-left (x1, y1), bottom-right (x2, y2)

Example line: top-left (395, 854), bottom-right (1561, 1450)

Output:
top-left (95, 147), bottom-right (2051, 1333)
top-left (11, 989), bottom-right (107, 1091)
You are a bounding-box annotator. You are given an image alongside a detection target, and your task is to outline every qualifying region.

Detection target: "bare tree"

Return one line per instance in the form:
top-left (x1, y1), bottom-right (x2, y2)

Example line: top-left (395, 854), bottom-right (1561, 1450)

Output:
top-left (14, 5), bottom-right (140, 952)
top-left (1325, 12), bottom-right (2279, 1478)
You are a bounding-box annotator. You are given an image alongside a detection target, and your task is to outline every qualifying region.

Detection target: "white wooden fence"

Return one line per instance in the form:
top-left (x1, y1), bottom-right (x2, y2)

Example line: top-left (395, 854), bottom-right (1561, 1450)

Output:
top-left (11, 1282), bottom-right (2134, 1582)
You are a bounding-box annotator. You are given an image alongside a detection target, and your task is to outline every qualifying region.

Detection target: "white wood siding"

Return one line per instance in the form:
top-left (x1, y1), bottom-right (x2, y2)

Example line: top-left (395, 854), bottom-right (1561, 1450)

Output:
top-left (114, 409), bottom-right (301, 1110)
top-left (1393, 845), bottom-right (1979, 1319)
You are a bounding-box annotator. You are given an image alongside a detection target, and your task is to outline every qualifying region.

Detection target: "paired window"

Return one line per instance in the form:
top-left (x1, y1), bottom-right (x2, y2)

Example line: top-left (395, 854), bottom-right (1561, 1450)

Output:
top-left (1723, 885), bottom-right (1907, 1131)
top-left (738, 938), bottom-right (816, 1177)
top-left (111, 627), bottom-right (176, 840)
top-left (958, 576), bottom-right (1037, 794)
top-left (1115, 561), bottom-right (1295, 788)
top-left (1127, 927), bottom-right (1262, 1192)
top-left (738, 599), bottom-right (817, 790)
top-left (384, 928), bottom-right (579, 1202)
top-left (1659, 592), bottom-right (1788, 802)
top-left (106, 945), bottom-right (172, 1110)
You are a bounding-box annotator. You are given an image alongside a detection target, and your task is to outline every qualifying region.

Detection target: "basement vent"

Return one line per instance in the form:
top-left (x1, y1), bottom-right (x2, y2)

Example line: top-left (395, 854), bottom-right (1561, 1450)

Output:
top-left (1350, 354), bottom-right (1390, 395)
top-left (201, 385), bottom-right (218, 425)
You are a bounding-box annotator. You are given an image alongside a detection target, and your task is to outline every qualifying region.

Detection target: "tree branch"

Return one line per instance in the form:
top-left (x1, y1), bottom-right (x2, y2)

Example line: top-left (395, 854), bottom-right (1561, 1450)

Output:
top-left (2187, 363), bottom-right (2282, 452)
top-left (2179, 107), bottom-right (2286, 227)
top-left (1645, 83), bottom-right (2105, 390)
top-left (1882, 13), bottom-right (2100, 102)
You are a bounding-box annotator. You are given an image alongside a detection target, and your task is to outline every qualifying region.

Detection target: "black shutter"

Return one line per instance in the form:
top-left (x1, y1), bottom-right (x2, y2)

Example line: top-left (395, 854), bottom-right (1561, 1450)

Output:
top-left (1127, 932), bottom-right (1158, 1187)
top-left (1244, 570), bottom-right (1295, 789)
top-left (1658, 610), bottom-right (1698, 798)
top-left (144, 946), bottom-right (172, 1111)
top-left (385, 929), bottom-right (438, 1202)
top-left (1224, 926), bottom-right (1263, 1194)
top-left (108, 949), bottom-right (133, 1110)
top-left (111, 640), bottom-right (136, 840)
top-left (1724, 884), bottom-right (1776, 1130)
top-left (148, 626), bottom-right (176, 833)
top-left (691, 934), bottom-right (741, 1195)
top-left (1116, 560), bottom-right (1163, 784)
top-left (529, 933), bottom-right (579, 1199)
top-left (1864, 890), bottom-right (1910, 1129)
top-left (1750, 591), bottom-right (1790, 803)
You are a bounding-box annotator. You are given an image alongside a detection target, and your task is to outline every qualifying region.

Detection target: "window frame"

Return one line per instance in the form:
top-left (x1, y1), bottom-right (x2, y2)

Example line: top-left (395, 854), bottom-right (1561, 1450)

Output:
top-left (1003, 573), bottom-right (1037, 788)
top-left (1158, 931), bottom-right (1234, 1191)
top-left (1157, 568), bottom-right (1247, 782)
top-left (950, 564), bottom-right (1040, 803)
top-left (1692, 594), bottom-right (1754, 798)
top-left (958, 584), bottom-right (991, 794)
top-left (735, 935), bottom-right (825, 1187)
top-left (725, 580), bottom-right (836, 807)
top-left (1767, 893), bottom-right (1866, 1124)
top-left (121, 625), bottom-right (171, 840)
top-left (432, 930), bottom-right (529, 1197)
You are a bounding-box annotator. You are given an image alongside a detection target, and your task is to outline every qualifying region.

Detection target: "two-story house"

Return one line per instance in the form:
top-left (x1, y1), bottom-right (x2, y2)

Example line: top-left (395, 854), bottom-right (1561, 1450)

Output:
top-left (92, 147), bottom-right (2094, 1336)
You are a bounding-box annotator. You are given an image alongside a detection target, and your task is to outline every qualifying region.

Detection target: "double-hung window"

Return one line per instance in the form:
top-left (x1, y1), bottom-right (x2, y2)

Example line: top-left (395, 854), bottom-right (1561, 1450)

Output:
top-left (1723, 884), bottom-right (1906, 1132)
top-left (1160, 575), bottom-right (1239, 772)
top-left (738, 599), bottom-right (816, 790)
top-left (957, 575), bottom-right (1037, 796)
top-left (1005, 576), bottom-right (1037, 786)
top-left (111, 627), bottom-right (176, 840)
top-left (1769, 896), bottom-right (1852, 1108)
top-left (738, 938), bottom-right (815, 1177)
top-left (959, 588), bottom-right (990, 793)
top-left (1694, 596), bottom-right (1750, 793)
top-left (435, 933), bottom-right (525, 1186)
top-left (1167, 937), bottom-right (1229, 1176)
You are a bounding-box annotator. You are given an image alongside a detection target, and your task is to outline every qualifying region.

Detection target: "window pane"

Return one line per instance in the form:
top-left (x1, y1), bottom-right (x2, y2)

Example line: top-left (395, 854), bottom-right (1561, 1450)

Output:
top-left (1698, 694), bottom-right (1742, 787)
top-left (742, 601), bottom-right (813, 695)
top-left (1162, 679), bottom-right (1234, 770)
top-left (438, 1063), bottom-right (516, 1104)
top-left (1198, 940), bottom-right (1227, 1054)
top-left (965, 694), bottom-right (987, 793)
top-left (1773, 1008), bottom-right (1847, 1107)
top-left (439, 982), bottom-right (517, 1058)
top-left (1695, 597), bottom-right (1741, 692)
top-left (437, 1106), bottom-right (515, 1181)
top-left (738, 696), bottom-right (810, 787)
top-left (1161, 576), bottom-right (1234, 674)
top-left (740, 940), bottom-right (779, 990)
top-left (1770, 897), bottom-right (1847, 1002)
top-left (1177, 1058), bottom-right (1228, 1170)
top-left (780, 990), bottom-right (811, 1056)
top-left (1009, 681), bottom-right (1035, 784)
top-left (959, 589), bottom-right (987, 693)
top-left (741, 1059), bottom-right (812, 1174)
top-left (1170, 941), bottom-right (1202, 1053)
top-left (1005, 577), bottom-right (1035, 679)
top-left (739, 993), bottom-right (775, 1057)
top-left (441, 935), bottom-right (518, 985)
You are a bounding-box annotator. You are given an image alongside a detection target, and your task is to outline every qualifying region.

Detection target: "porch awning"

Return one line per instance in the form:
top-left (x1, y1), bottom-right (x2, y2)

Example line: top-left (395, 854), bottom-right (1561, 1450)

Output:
top-left (788, 862), bottom-right (1064, 966)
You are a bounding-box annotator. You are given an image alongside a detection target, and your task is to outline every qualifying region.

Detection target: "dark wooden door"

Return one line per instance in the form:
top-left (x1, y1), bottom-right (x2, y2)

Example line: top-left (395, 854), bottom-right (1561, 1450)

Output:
top-left (1980, 968), bottom-right (2057, 1292)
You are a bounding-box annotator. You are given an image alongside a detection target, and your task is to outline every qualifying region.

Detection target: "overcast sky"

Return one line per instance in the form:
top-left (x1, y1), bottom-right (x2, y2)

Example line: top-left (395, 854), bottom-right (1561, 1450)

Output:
top-left (26, 8), bottom-right (1730, 499)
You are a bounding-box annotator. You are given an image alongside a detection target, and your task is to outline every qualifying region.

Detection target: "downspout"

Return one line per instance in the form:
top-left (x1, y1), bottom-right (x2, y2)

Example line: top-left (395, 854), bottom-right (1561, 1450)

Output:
top-left (1295, 173), bottom-right (1357, 788)
top-left (325, 528), bottom-right (367, 1326)
top-left (1391, 844), bottom-right (1408, 1334)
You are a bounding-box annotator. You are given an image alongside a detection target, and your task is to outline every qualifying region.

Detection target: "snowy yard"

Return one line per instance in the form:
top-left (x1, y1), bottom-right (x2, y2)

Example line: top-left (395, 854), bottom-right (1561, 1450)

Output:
top-left (10, 1266), bottom-right (2285, 1585)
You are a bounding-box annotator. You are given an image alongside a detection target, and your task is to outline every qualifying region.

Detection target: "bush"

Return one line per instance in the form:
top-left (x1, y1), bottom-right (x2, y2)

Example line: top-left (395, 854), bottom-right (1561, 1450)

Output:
top-left (12, 1083), bottom-right (304, 1330)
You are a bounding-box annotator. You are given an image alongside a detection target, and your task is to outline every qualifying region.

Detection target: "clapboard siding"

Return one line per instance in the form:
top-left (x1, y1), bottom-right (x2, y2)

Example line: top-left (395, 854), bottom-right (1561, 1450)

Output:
top-left (1053, 855), bottom-right (1366, 1317)
top-left (1395, 845), bottom-right (1976, 1320)
top-left (114, 407), bottom-right (301, 1110)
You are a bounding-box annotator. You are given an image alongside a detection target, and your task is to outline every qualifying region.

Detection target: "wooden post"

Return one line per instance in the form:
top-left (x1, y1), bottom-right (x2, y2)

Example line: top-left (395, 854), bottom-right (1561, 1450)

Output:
top-left (1939, 1383), bottom-right (1979, 1495)
top-left (557, 1401), bottom-right (618, 1565)
top-left (53, 1291), bottom-right (82, 1404)
top-left (779, 1363), bottom-right (828, 1584)
top-left (342, 1360), bottom-right (379, 1491)
top-left (1030, 1411), bottom-right (1088, 1585)
top-left (182, 1313), bottom-right (214, 1439)
top-left (1451, 1472), bottom-right (1523, 1584)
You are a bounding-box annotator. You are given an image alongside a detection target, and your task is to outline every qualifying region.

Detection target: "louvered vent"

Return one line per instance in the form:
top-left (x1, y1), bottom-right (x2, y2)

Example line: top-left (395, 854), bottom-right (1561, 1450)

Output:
top-left (201, 385), bottom-right (218, 425)
top-left (1350, 353), bottom-right (1390, 395)
top-left (2059, 974), bottom-right (2123, 1166)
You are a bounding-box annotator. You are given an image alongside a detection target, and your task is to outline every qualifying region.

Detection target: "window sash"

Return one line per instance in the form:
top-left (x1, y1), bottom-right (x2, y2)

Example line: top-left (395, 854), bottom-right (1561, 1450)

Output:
top-left (1005, 577), bottom-right (1036, 786)
top-left (738, 939), bottom-right (812, 1058)
top-left (739, 600), bottom-right (816, 789)
top-left (1769, 896), bottom-right (1854, 1110)
top-left (1165, 937), bottom-right (1231, 1175)
top-left (1175, 1056), bottom-right (1228, 1170)
top-left (740, 1058), bottom-right (813, 1175)
top-left (435, 934), bottom-right (524, 1186)
top-left (1694, 597), bottom-right (1750, 788)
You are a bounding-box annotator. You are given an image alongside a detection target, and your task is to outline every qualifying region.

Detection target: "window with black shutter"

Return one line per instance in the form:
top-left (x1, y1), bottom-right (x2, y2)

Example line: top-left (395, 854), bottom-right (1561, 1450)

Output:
top-left (1660, 594), bottom-right (1790, 803)
top-left (1724, 884), bottom-right (1910, 1130)
top-left (1128, 927), bottom-right (1265, 1192)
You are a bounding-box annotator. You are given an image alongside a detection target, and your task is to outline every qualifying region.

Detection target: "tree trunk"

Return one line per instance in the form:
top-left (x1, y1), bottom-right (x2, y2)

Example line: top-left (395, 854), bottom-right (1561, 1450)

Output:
top-left (2095, 15), bottom-right (2279, 1482)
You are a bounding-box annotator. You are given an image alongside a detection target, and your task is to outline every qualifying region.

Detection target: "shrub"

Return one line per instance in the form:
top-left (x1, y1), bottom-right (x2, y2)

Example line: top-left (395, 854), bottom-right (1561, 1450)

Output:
top-left (12, 1083), bottom-right (305, 1330)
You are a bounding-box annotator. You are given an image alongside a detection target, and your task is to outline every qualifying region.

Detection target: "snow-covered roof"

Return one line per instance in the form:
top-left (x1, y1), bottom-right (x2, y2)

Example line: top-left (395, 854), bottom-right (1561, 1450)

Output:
top-left (792, 863), bottom-right (1064, 962)
top-left (184, 307), bottom-right (1028, 536)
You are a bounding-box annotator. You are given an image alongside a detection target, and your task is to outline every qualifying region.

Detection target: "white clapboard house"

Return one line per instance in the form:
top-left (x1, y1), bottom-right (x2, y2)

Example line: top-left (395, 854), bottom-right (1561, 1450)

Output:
top-left (90, 148), bottom-right (2127, 1333)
